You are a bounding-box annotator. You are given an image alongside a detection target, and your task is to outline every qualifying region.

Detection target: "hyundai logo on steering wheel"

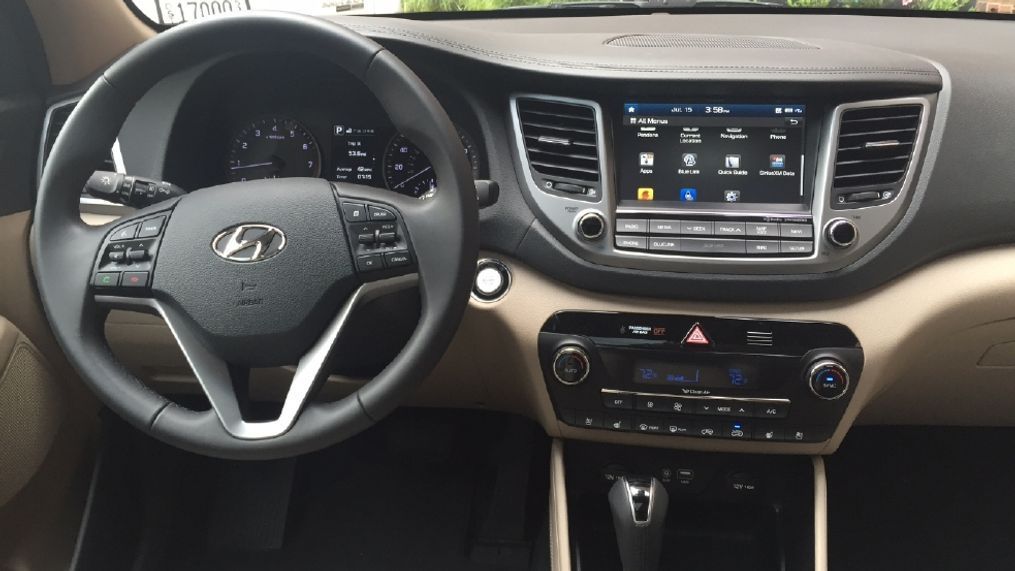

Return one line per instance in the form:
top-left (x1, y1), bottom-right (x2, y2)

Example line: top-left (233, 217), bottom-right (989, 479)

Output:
top-left (211, 224), bottom-right (286, 263)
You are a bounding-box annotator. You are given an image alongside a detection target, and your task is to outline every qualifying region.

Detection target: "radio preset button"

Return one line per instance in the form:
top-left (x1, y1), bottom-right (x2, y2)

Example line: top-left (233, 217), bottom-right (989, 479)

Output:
top-left (615, 235), bottom-right (647, 250)
top-left (617, 219), bottom-right (648, 234)
top-left (650, 219), bottom-right (681, 235)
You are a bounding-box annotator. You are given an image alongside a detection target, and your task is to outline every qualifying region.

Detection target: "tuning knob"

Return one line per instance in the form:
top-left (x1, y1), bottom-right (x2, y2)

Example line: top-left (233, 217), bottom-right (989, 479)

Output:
top-left (806, 359), bottom-right (850, 400)
top-left (552, 346), bottom-right (591, 386)
top-left (825, 218), bottom-right (858, 248)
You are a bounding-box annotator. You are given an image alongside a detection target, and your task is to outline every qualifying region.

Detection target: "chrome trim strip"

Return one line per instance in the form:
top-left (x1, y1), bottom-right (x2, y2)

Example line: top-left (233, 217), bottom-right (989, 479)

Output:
top-left (549, 439), bottom-right (572, 571)
top-left (509, 93), bottom-right (936, 274)
top-left (95, 273), bottom-right (419, 440)
top-left (812, 456), bottom-right (829, 571)
top-left (601, 388), bottom-right (791, 405)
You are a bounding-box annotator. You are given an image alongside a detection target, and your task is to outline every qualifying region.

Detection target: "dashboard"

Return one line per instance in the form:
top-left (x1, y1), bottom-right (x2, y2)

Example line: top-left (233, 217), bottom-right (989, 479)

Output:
top-left (162, 53), bottom-right (484, 199)
top-left (58, 10), bottom-right (1015, 455)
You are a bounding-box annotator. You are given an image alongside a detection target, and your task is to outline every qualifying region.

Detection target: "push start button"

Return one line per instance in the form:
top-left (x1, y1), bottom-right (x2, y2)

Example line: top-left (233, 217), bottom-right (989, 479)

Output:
top-left (472, 259), bottom-right (510, 302)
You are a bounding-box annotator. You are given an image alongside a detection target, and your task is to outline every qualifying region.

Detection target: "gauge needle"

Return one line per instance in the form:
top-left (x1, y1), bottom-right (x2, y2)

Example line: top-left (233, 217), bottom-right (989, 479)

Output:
top-left (230, 160), bottom-right (277, 171)
top-left (393, 166), bottom-right (433, 189)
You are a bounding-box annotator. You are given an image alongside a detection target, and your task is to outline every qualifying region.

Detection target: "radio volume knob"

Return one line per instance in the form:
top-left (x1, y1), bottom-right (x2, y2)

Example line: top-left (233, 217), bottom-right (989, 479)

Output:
top-left (825, 218), bottom-right (858, 248)
top-left (552, 346), bottom-right (591, 386)
top-left (576, 212), bottom-right (605, 241)
top-left (807, 359), bottom-right (850, 400)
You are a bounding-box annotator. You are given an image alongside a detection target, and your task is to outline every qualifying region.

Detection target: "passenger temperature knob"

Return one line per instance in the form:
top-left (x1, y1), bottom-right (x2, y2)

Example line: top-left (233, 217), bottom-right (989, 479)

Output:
top-left (806, 359), bottom-right (850, 400)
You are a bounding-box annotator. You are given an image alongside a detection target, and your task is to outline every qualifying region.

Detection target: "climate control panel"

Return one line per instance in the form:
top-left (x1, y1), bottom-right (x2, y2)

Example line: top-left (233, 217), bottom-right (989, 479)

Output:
top-left (539, 311), bottom-right (863, 445)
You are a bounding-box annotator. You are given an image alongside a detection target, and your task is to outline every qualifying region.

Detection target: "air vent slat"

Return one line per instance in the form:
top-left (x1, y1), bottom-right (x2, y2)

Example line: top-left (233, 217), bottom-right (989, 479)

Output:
top-left (517, 98), bottom-right (601, 184)
top-left (832, 104), bottom-right (922, 191)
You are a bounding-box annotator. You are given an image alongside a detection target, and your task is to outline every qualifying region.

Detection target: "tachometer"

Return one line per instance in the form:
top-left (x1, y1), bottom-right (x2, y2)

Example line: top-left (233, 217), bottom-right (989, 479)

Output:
top-left (227, 117), bottom-right (320, 182)
top-left (382, 129), bottom-right (480, 199)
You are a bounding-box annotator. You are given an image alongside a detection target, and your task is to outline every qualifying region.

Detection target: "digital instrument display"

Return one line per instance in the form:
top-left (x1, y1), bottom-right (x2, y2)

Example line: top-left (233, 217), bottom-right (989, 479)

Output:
top-left (632, 359), bottom-right (757, 389)
top-left (617, 103), bottom-right (807, 207)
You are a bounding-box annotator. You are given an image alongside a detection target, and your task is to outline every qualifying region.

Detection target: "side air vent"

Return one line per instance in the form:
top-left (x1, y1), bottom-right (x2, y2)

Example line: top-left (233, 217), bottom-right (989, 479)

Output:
top-left (606, 34), bottom-right (818, 50)
top-left (831, 104), bottom-right (923, 207)
top-left (39, 99), bottom-right (116, 187)
top-left (515, 97), bottom-right (602, 201)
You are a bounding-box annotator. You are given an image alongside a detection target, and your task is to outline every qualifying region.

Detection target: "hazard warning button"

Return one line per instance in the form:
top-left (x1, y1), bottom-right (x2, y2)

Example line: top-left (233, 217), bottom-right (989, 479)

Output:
top-left (682, 322), bottom-right (712, 347)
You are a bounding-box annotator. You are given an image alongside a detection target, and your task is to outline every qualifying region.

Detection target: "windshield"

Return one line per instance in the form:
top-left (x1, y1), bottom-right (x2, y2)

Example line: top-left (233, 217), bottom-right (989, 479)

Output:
top-left (129, 0), bottom-right (1005, 24)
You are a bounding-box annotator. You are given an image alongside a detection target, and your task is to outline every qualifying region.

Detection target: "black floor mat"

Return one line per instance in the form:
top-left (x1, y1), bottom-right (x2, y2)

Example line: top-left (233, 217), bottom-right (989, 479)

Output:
top-left (74, 410), bottom-right (548, 571)
top-left (828, 426), bottom-right (1015, 571)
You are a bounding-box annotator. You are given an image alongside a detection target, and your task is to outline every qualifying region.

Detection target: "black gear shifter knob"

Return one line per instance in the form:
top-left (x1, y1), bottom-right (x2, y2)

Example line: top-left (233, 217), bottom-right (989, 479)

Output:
top-left (608, 476), bottom-right (669, 571)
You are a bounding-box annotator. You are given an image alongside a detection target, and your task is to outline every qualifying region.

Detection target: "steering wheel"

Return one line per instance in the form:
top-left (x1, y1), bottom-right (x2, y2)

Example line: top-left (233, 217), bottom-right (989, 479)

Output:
top-left (32, 12), bottom-right (478, 460)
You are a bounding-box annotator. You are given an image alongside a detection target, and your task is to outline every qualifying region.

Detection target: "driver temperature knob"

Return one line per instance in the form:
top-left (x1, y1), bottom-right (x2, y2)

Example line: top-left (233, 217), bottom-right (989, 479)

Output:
top-left (552, 346), bottom-right (591, 386)
top-left (807, 359), bottom-right (850, 400)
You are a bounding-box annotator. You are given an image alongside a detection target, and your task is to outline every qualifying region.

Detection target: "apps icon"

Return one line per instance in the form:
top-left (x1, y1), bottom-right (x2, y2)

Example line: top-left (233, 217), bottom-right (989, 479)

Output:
top-left (724, 154), bottom-right (741, 169)
top-left (679, 188), bottom-right (697, 202)
top-left (637, 187), bottom-right (655, 201)
top-left (724, 190), bottom-right (741, 203)
top-left (681, 153), bottom-right (697, 167)
top-left (769, 154), bottom-right (786, 169)
top-left (639, 152), bottom-right (654, 167)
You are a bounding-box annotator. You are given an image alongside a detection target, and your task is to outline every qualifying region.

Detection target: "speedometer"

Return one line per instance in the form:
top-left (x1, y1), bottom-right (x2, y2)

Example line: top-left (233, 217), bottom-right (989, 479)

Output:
top-left (382, 129), bottom-right (481, 199)
top-left (227, 117), bottom-right (320, 182)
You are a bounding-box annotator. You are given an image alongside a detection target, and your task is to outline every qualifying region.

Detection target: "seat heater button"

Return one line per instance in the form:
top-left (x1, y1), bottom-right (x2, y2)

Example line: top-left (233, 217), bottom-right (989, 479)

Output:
top-left (341, 202), bottom-right (367, 222)
top-left (367, 205), bottom-right (396, 221)
top-left (121, 271), bottom-right (149, 288)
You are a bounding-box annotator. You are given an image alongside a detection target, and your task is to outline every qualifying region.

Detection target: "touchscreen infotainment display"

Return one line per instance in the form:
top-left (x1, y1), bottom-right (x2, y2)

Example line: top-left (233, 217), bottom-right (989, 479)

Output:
top-left (617, 103), bottom-right (807, 207)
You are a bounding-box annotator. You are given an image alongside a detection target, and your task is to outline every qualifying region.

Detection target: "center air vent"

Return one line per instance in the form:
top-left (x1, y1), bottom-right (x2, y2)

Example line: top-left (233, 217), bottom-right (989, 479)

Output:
top-left (515, 97), bottom-right (602, 201)
top-left (831, 104), bottom-right (923, 207)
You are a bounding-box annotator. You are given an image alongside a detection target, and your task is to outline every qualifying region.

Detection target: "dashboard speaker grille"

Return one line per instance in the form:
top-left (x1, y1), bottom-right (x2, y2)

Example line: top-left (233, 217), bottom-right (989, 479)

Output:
top-left (833, 104), bottom-right (922, 191)
top-left (605, 34), bottom-right (818, 50)
top-left (516, 98), bottom-right (600, 184)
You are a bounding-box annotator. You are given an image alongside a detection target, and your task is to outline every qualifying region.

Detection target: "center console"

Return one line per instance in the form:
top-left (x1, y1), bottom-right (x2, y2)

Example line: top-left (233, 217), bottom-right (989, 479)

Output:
top-left (539, 311), bottom-right (863, 444)
top-left (511, 93), bottom-right (933, 275)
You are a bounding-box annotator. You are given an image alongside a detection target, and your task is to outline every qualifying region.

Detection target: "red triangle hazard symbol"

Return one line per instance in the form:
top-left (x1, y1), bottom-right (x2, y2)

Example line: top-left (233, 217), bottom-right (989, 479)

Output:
top-left (683, 323), bottom-right (711, 346)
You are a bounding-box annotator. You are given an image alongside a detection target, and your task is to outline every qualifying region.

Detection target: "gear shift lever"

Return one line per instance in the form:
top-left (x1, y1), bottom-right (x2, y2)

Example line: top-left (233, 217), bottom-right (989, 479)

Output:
top-left (608, 476), bottom-right (669, 571)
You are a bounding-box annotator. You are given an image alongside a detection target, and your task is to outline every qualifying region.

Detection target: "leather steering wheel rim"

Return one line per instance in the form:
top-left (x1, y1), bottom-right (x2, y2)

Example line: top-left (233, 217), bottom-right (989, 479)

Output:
top-left (31, 12), bottom-right (478, 460)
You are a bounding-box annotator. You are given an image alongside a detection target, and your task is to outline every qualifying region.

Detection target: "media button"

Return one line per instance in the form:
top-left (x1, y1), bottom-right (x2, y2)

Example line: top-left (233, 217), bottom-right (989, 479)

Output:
top-left (746, 240), bottom-right (780, 255)
top-left (714, 222), bottom-right (746, 236)
top-left (615, 236), bottom-right (647, 250)
top-left (649, 237), bottom-right (680, 252)
top-left (680, 220), bottom-right (713, 235)
top-left (616, 219), bottom-right (648, 234)
top-left (746, 222), bottom-right (779, 237)
top-left (649, 219), bottom-right (681, 235)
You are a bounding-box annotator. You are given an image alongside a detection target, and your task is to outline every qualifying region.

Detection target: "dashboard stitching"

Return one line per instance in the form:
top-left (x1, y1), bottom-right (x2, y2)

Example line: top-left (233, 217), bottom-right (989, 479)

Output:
top-left (345, 23), bottom-right (939, 76)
